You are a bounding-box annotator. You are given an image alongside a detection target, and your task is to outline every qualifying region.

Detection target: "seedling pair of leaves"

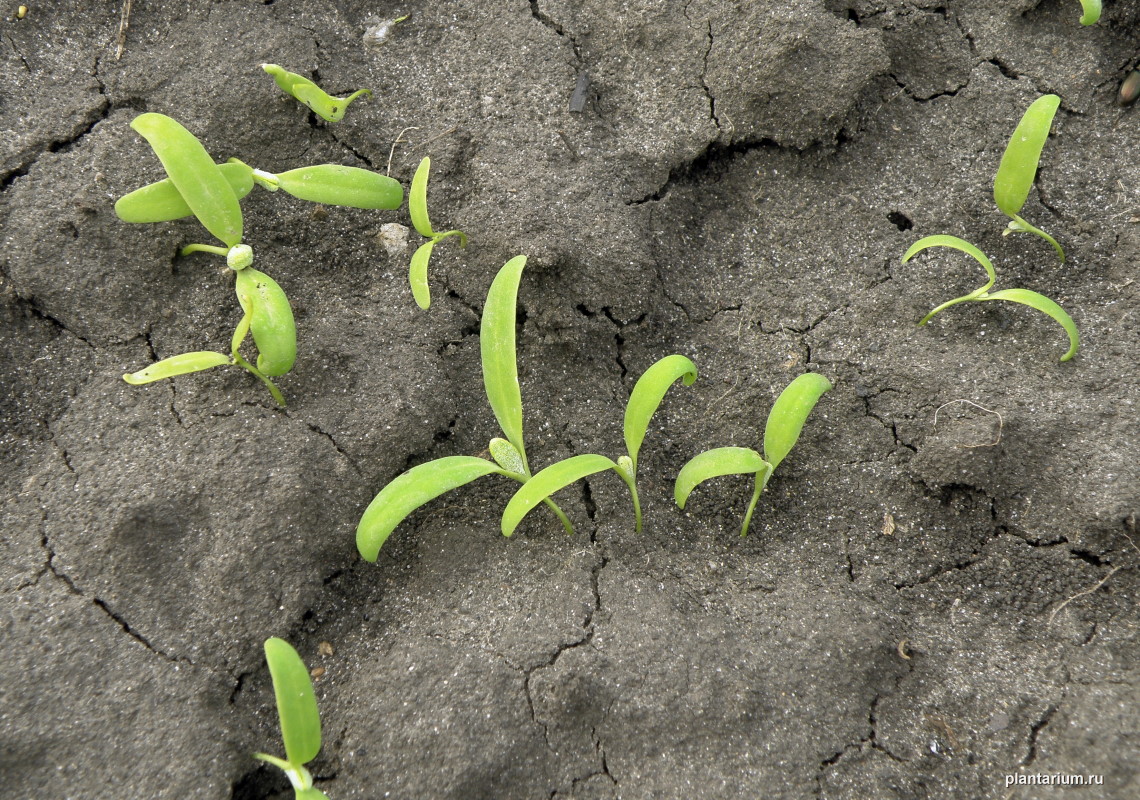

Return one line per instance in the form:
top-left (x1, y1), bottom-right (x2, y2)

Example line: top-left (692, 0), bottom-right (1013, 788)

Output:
top-left (356, 256), bottom-right (696, 560)
top-left (675, 373), bottom-right (832, 537)
top-left (256, 638), bottom-right (329, 799)
top-left (902, 235), bottom-right (1079, 361)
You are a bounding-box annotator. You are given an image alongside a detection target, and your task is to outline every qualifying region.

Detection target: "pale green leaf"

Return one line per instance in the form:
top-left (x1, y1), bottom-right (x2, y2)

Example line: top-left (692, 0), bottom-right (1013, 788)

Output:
top-left (235, 268), bottom-right (296, 377)
top-left (356, 456), bottom-right (507, 561)
top-left (981, 288), bottom-right (1080, 362)
top-left (115, 162), bottom-right (254, 223)
top-left (262, 64), bottom-right (370, 122)
top-left (501, 454), bottom-right (618, 537)
top-left (409, 241), bottom-right (435, 310)
top-left (276, 165), bottom-right (402, 209)
top-left (763, 373), bottom-right (832, 470)
top-left (994, 94), bottom-right (1060, 218)
top-left (623, 354), bottom-right (697, 470)
top-left (673, 447), bottom-right (766, 509)
top-left (1078, 0), bottom-right (1101, 25)
top-left (122, 351), bottom-right (230, 385)
top-left (129, 113), bottom-right (243, 247)
top-left (264, 638), bottom-right (321, 766)
top-left (409, 157), bottom-right (434, 237)
top-left (480, 256), bottom-right (529, 470)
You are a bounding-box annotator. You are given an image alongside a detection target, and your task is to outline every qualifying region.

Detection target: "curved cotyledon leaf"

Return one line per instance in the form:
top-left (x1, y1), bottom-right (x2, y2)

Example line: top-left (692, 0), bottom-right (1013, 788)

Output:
top-left (235, 268), bottom-right (296, 377)
top-left (409, 156), bottom-right (435, 237)
top-left (763, 373), bottom-right (833, 470)
top-left (356, 456), bottom-right (508, 561)
top-left (409, 241), bottom-right (435, 310)
top-left (994, 94), bottom-right (1060, 219)
top-left (981, 288), bottom-right (1079, 362)
top-left (501, 454), bottom-right (619, 537)
top-left (263, 638), bottom-right (321, 767)
top-left (902, 235), bottom-right (998, 324)
top-left (674, 447), bottom-right (768, 509)
top-left (623, 354), bottom-right (698, 472)
top-left (129, 113), bottom-right (243, 247)
top-left (481, 256), bottom-right (530, 472)
top-left (1078, 0), bottom-right (1101, 26)
top-left (115, 161), bottom-right (254, 223)
top-left (275, 165), bottom-right (403, 209)
top-left (122, 351), bottom-right (230, 385)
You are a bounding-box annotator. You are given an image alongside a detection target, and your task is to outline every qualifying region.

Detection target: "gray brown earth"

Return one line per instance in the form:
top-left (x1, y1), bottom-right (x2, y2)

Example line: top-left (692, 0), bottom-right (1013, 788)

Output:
top-left (2, 1), bottom-right (1138, 798)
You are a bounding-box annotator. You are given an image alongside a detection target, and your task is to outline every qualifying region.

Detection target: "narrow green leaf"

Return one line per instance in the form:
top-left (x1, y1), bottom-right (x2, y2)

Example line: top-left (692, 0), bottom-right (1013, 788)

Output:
top-left (123, 351), bottom-right (230, 385)
top-left (264, 637), bottom-right (321, 766)
top-left (1078, 0), bottom-right (1101, 25)
top-left (356, 456), bottom-right (507, 561)
top-left (409, 157), bottom-right (435, 237)
top-left (481, 256), bottom-right (529, 471)
top-left (901, 235), bottom-right (997, 290)
top-left (763, 373), bottom-right (832, 470)
top-left (981, 288), bottom-right (1080, 362)
top-left (674, 447), bottom-right (766, 509)
top-left (129, 113), bottom-right (243, 247)
top-left (994, 94), bottom-right (1060, 218)
top-left (501, 454), bottom-right (618, 537)
top-left (262, 64), bottom-right (371, 122)
top-left (296, 789), bottom-right (331, 800)
top-left (409, 240), bottom-right (435, 310)
top-left (623, 354), bottom-right (697, 470)
top-left (235, 268), bottom-right (296, 377)
top-left (115, 162), bottom-right (254, 223)
top-left (276, 165), bottom-right (403, 209)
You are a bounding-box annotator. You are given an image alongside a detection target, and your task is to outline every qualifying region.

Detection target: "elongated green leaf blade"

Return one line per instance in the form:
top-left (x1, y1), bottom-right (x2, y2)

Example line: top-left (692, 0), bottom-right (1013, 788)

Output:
top-left (901, 235), bottom-right (997, 289)
top-left (235, 269), bottom-right (296, 377)
top-left (129, 113), bottom-right (243, 247)
top-left (276, 165), bottom-right (402, 209)
top-left (409, 157), bottom-right (435, 237)
top-left (994, 94), bottom-right (1060, 218)
top-left (264, 637), bottom-right (321, 767)
top-left (115, 162), bottom-right (254, 223)
top-left (981, 288), bottom-right (1080, 361)
top-left (624, 354), bottom-right (697, 469)
top-left (674, 447), bottom-right (766, 509)
top-left (763, 373), bottom-right (832, 470)
top-left (1078, 0), bottom-right (1101, 25)
top-left (409, 240), bottom-right (435, 310)
top-left (481, 256), bottom-right (529, 468)
top-left (501, 454), bottom-right (617, 537)
top-left (122, 351), bottom-right (230, 384)
top-left (356, 456), bottom-right (507, 561)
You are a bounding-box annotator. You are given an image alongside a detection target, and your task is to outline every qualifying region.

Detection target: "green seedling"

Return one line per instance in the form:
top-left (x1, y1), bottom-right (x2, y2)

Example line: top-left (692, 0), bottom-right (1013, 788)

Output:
top-left (123, 246), bottom-right (294, 405)
top-left (902, 235), bottom-right (1079, 361)
top-left (357, 255), bottom-right (573, 561)
top-left (501, 354), bottom-right (697, 536)
top-left (994, 94), bottom-right (1064, 262)
top-left (675, 373), bottom-right (831, 537)
top-left (263, 63), bottom-right (371, 122)
top-left (407, 157), bottom-right (468, 309)
top-left (1077, 0), bottom-right (1101, 25)
top-left (254, 638), bottom-right (330, 800)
